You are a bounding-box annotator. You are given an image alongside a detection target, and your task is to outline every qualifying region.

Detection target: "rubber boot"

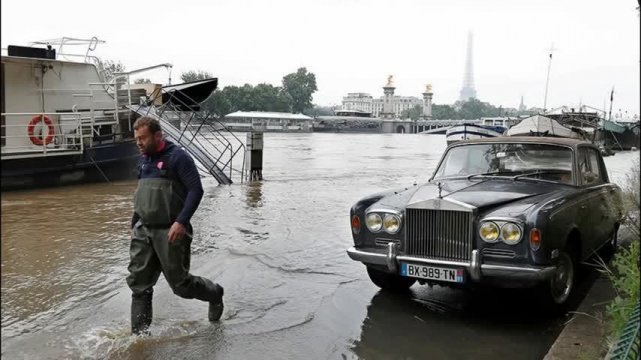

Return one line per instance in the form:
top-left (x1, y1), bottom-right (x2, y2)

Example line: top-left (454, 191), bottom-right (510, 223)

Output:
top-left (208, 283), bottom-right (224, 322)
top-left (131, 295), bottom-right (153, 335)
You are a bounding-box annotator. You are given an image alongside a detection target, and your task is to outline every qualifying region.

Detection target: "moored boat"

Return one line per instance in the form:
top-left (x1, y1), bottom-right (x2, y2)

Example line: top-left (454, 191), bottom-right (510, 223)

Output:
top-left (313, 109), bottom-right (382, 133)
top-left (506, 114), bottom-right (587, 139)
top-left (445, 123), bottom-right (505, 145)
top-left (1, 37), bottom-right (238, 191)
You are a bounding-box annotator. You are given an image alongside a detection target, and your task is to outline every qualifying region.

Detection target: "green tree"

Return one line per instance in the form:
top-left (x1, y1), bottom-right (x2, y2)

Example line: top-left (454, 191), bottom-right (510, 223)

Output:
top-left (224, 84), bottom-right (256, 111)
top-left (401, 105), bottom-right (423, 120)
top-left (282, 67), bottom-right (317, 113)
top-left (456, 98), bottom-right (499, 119)
top-left (203, 90), bottom-right (231, 118)
top-left (431, 104), bottom-right (458, 119)
top-left (303, 105), bottom-right (334, 117)
top-left (180, 70), bottom-right (213, 83)
top-left (252, 83), bottom-right (292, 112)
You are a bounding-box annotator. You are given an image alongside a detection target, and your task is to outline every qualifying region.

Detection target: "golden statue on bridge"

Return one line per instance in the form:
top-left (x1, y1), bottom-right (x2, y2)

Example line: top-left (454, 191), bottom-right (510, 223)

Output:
top-left (386, 75), bottom-right (394, 87)
top-left (425, 84), bottom-right (433, 93)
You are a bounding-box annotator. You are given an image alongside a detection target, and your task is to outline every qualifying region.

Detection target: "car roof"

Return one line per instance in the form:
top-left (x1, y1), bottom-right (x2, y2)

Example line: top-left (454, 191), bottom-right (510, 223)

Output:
top-left (452, 136), bottom-right (593, 148)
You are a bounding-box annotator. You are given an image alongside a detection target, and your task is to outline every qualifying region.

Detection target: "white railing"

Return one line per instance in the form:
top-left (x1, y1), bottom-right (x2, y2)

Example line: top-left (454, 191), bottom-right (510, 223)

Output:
top-left (1, 112), bottom-right (85, 159)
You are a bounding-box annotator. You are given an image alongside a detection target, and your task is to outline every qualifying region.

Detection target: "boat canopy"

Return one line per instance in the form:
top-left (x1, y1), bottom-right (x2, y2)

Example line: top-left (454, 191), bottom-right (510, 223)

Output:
top-left (600, 119), bottom-right (627, 134)
top-left (506, 114), bottom-right (584, 139)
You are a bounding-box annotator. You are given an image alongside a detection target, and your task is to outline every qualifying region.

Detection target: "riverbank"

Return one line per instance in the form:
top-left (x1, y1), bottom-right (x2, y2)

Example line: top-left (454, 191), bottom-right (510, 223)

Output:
top-left (544, 225), bottom-right (637, 360)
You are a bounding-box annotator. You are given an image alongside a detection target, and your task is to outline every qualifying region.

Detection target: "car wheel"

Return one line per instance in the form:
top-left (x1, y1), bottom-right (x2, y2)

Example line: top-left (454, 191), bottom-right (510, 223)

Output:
top-left (602, 226), bottom-right (619, 257)
top-left (541, 248), bottom-right (577, 313)
top-left (366, 267), bottom-right (416, 292)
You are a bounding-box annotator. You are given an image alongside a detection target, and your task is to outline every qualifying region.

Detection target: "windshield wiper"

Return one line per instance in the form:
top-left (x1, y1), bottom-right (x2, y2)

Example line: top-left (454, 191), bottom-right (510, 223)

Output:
top-left (511, 170), bottom-right (569, 184)
top-left (466, 170), bottom-right (520, 180)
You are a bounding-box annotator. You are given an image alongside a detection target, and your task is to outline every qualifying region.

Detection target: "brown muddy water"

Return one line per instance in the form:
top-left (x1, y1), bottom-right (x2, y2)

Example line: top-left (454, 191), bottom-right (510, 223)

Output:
top-left (2, 133), bottom-right (639, 360)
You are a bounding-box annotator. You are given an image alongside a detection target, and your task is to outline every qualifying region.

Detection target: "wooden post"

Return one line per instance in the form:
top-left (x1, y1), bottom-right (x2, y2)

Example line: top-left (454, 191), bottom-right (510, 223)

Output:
top-left (246, 132), bottom-right (263, 181)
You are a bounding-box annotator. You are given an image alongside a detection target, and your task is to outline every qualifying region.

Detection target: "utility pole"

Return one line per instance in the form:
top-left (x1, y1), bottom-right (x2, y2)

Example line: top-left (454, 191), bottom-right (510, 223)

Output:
top-left (542, 43), bottom-right (558, 112)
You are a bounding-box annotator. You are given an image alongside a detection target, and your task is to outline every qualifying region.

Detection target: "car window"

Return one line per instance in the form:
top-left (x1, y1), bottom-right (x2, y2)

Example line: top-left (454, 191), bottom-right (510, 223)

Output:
top-left (579, 148), bottom-right (604, 186)
top-left (433, 143), bottom-right (573, 182)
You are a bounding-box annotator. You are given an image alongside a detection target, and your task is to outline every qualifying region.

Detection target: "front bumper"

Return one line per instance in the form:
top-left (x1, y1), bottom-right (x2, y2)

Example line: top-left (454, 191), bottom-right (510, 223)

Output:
top-left (347, 243), bottom-right (557, 283)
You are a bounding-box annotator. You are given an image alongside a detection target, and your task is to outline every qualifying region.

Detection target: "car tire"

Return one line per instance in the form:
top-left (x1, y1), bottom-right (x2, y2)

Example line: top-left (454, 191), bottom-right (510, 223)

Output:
top-left (540, 247), bottom-right (577, 314)
top-left (601, 225), bottom-right (619, 258)
top-left (366, 267), bottom-right (416, 293)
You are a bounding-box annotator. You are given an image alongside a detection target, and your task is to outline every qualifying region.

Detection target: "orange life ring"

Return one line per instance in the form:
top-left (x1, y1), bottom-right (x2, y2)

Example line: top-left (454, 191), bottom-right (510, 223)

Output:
top-left (27, 115), bottom-right (55, 146)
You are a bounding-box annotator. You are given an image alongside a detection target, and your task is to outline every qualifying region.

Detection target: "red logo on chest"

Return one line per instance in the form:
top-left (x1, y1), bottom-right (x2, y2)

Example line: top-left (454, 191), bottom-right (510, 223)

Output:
top-left (156, 161), bottom-right (164, 170)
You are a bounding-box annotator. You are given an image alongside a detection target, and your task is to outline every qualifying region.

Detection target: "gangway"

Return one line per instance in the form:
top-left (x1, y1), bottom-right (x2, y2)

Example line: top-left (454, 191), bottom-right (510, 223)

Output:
top-left (127, 90), bottom-right (245, 185)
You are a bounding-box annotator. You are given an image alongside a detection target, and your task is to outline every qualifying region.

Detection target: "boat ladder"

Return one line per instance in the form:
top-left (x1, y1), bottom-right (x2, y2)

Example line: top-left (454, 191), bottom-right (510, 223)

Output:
top-left (127, 91), bottom-right (245, 185)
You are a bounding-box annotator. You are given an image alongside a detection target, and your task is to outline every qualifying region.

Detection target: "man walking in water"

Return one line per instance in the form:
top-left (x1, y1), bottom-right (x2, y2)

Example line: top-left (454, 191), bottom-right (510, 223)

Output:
top-left (127, 116), bottom-right (224, 335)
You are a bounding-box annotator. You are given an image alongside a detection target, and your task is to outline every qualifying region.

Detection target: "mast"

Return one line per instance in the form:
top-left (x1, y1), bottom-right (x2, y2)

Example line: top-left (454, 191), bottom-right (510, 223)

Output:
top-left (542, 43), bottom-right (557, 112)
top-left (608, 87), bottom-right (614, 121)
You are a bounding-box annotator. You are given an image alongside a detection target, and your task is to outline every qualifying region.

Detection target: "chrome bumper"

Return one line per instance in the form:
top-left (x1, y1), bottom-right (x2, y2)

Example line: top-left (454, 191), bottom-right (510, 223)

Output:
top-left (346, 244), bottom-right (556, 282)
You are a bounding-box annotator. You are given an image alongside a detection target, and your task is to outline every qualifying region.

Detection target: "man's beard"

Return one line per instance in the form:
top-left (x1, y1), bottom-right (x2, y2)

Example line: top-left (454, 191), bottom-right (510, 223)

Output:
top-left (144, 140), bottom-right (157, 154)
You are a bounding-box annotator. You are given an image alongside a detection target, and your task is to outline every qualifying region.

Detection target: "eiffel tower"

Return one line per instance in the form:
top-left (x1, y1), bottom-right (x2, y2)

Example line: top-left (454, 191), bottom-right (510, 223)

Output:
top-left (459, 31), bottom-right (477, 102)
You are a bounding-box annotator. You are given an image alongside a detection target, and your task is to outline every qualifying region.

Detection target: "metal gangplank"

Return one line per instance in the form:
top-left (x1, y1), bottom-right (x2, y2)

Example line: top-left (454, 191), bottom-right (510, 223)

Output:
top-left (127, 91), bottom-right (245, 185)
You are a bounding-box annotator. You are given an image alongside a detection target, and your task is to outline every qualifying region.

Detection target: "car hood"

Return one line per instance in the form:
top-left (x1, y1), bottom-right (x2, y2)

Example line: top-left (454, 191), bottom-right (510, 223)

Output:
top-left (376, 179), bottom-right (567, 210)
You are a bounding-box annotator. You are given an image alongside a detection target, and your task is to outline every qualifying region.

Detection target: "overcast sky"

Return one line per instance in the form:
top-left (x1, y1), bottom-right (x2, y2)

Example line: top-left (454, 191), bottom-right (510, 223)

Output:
top-left (2, 0), bottom-right (639, 115)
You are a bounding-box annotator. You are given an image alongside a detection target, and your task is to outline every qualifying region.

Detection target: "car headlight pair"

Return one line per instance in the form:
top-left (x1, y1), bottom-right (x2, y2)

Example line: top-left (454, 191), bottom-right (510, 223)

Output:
top-left (479, 220), bottom-right (523, 245)
top-left (365, 212), bottom-right (402, 234)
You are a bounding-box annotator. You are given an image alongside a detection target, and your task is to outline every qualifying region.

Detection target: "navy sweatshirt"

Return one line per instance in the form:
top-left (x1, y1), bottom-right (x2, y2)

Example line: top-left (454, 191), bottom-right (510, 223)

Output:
top-left (131, 141), bottom-right (204, 228)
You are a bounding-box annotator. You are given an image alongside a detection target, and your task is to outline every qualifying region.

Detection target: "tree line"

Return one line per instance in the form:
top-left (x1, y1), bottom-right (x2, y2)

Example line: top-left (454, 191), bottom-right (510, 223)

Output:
top-left (105, 59), bottom-right (534, 120)
top-left (179, 68), bottom-right (538, 120)
top-left (402, 99), bottom-right (539, 121)
top-left (183, 68), bottom-right (317, 117)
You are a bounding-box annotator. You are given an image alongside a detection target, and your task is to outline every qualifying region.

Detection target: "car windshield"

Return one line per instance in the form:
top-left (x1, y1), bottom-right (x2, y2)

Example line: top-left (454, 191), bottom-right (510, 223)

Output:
top-left (432, 143), bottom-right (573, 182)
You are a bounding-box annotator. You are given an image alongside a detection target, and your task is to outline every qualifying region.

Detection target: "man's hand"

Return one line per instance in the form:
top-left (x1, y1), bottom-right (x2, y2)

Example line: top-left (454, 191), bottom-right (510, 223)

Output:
top-left (168, 222), bottom-right (187, 242)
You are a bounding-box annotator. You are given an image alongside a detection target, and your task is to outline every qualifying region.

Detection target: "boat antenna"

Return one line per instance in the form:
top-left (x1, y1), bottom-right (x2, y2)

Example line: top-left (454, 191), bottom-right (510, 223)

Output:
top-left (608, 87), bottom-right (614, 121)
top-left (542, 43), bottom-right (558, 112)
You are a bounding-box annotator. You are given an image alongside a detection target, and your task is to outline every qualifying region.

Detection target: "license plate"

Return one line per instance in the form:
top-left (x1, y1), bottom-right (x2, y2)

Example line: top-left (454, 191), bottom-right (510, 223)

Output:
top-left (400, 263), bottom-right (464, 283)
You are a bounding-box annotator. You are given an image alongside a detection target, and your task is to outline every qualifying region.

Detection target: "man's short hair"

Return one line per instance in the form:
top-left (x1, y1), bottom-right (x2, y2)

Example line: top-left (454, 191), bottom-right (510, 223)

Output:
top-left (133, 116), bottom-right (162, 134)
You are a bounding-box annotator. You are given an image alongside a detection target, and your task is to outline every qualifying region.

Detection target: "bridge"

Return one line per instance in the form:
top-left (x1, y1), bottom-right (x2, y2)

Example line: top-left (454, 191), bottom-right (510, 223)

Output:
top-left (381, 119), bottom-right (481, 134)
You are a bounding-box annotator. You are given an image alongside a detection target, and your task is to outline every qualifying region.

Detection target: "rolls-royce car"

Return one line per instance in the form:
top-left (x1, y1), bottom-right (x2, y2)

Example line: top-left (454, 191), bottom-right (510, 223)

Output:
top-left (347, 136), bottom-right (622, 310)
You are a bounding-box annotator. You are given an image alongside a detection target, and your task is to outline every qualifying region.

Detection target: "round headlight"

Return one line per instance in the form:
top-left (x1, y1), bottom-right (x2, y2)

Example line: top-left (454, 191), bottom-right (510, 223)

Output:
top-left (479, 221), bottom-right (500, 242)
top-left (501, 223), bottom-right (522, 244)
top-left (365, 213), bottom-right (383, 232)
top-left (383, 214), bottom-right (401, 234)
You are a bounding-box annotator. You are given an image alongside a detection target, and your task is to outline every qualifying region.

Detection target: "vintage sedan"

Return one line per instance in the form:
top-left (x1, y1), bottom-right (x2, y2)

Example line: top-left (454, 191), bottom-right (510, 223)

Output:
top-left (347, 136), bottom-right (622, 310)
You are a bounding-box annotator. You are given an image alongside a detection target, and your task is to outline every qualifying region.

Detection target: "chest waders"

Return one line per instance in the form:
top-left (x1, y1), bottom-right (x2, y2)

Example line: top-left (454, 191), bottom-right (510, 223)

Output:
top-left (127, 177), bottom-right (224, 335)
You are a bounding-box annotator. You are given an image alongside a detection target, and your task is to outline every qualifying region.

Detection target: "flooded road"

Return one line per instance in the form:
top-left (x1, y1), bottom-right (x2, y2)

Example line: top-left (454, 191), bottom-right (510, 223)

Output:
top-left (2, 133), bottom-right (638, 359)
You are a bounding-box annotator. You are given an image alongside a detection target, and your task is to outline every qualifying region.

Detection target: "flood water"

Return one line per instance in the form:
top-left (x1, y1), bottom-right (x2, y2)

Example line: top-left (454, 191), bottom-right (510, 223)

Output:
top-left (2, 133), bottom-right (639, 360)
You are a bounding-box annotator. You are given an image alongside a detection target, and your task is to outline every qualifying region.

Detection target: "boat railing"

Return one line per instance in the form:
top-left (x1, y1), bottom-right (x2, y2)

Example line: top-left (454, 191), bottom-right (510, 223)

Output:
top-left (24, 81), bottom-right (128, 152)
top-left (30, 36), bottom-right (105, 62)
top-left (129, 89), bottom-right (246, 184)
top-left (1, 112), bottom-right (86, 159)
top-left (91, 65), bottom-right (173, 127)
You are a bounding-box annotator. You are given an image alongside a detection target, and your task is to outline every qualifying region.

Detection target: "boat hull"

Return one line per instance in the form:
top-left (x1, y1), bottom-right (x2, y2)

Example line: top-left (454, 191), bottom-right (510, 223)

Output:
top-left (446, 124), bottom-right (504, 145)
top-left (161, 78), bottom-right (218, 111)
top-left (1, 141), bottom-right (139, 191)
top-left (313, 126), bottom-right (382, 134)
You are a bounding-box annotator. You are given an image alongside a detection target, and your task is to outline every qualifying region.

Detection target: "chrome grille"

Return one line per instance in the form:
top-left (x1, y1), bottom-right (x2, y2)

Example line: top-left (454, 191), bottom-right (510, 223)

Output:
top-left (482, 248), bottom-right (516, 259)
top-left (375, 238), bottom-right (401, 247)
top-left (405, 208), bottom-right (473, 261)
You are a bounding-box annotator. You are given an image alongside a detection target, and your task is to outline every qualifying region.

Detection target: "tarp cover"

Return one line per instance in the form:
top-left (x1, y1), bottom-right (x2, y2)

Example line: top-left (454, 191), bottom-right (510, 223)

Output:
top-left (507, 114), bottom-right (583, 139)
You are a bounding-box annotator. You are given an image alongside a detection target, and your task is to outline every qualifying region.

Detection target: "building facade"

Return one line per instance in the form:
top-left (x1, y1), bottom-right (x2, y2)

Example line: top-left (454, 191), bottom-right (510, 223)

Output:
top-left (341, 92), bottom-right (423, 118)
